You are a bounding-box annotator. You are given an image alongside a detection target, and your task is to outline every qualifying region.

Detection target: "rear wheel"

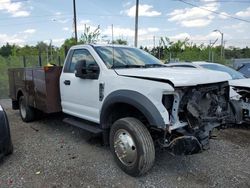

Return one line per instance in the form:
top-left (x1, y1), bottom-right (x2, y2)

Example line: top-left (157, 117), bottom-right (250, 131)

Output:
top-left (19, 96), bottom-right (35, 122)
top-left (110, 117), bottom-right (155, 176)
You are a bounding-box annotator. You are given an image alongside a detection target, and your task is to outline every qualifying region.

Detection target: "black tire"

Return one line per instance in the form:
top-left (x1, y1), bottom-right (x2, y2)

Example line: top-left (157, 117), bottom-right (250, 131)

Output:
top-left (19, 96), bottom-right (35, 122)
top-left (5, 141), bottom-right (13, 156)
top-left (110, 117), bottom-right (155, 176)
top-left (0, 106), bottom-right (13, 159)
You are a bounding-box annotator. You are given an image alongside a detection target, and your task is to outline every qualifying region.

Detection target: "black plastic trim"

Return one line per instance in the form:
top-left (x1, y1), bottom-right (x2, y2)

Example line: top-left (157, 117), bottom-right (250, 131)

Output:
top-left (100, 90), bottom-right (166, 129)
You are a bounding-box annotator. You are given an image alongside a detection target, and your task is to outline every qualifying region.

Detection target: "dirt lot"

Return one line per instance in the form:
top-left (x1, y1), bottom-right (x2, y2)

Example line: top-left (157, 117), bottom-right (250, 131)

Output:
top-left (0, 99), bottom-right (250, 188)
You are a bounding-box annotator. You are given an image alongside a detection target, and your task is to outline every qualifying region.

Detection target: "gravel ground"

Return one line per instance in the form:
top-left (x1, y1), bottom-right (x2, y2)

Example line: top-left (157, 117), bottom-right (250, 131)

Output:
top-left (0, 99), bottom-right (250, 188)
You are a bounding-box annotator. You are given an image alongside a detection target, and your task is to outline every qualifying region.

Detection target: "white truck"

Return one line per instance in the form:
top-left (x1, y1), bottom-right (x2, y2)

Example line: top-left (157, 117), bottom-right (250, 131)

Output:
top-left (9, 44), bottom-right (231, 176)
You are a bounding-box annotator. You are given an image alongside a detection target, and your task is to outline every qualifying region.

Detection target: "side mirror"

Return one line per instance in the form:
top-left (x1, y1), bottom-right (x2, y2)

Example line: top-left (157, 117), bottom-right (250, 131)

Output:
top-left (75, 60), bottom-right (100, 79)
top-left (75, 60), bottom-right (87, 79)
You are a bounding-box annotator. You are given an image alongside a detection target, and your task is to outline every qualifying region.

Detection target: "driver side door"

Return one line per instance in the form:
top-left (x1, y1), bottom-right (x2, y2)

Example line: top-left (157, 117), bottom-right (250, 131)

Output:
top-left (60, 48), bottom-right (100, 123)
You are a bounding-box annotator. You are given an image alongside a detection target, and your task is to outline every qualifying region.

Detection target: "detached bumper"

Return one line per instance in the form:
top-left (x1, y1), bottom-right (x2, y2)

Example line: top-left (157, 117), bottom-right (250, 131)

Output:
top-left (0, 105), bottom-right (13, 160)
top-left (164, 122), bottom-right (220, 155)
top-left (167, 136), bottom-right (202, 155)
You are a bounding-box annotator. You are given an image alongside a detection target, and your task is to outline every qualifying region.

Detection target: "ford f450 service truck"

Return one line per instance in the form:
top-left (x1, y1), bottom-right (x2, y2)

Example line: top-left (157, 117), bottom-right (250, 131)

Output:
top-left (8, 44), bottom-right (231, 176)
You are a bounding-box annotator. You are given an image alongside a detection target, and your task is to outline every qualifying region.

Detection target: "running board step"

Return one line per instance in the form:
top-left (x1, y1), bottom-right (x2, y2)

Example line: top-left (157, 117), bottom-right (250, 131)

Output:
top-left (63, 117), bottom-right (103, 134)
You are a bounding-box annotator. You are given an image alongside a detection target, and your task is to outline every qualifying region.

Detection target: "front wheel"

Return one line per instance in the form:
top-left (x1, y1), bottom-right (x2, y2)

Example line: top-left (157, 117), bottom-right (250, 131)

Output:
top-left (110, 117), bottom-right (155, 176)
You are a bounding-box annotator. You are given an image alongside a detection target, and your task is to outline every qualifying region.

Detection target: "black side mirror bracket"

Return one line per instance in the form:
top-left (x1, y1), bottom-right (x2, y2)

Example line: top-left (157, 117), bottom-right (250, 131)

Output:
top-left (75, 60), bottom-right (87, 79)
top-left (75, 60), bottom-right (100, 79)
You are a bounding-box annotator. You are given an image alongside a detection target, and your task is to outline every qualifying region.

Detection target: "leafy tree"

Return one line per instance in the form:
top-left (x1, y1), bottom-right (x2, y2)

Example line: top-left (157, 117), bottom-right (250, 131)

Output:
top-left (112, 39), bottom-right (128, 45)
top-left (79, 25), bottom-right (100, 44)
top-left (15, 45), bottom-right (38, 56)
top-left (0, 43), bottom-right (13, 57)
top-left (143, 47), bottom-right (149, 53)
top-left (62, 38), bottom-right (76, 49)
top-left (36, 41), bottom-right (49, 53)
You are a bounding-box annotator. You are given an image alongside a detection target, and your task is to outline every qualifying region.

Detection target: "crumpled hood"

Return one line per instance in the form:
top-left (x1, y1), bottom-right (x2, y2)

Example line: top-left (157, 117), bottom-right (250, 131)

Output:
top-left (229, 78), bottom-right (250, 89)
top-left (116, 67), bottom-right (231, 87)
top-left (229, 78), bottom-right (250, 99)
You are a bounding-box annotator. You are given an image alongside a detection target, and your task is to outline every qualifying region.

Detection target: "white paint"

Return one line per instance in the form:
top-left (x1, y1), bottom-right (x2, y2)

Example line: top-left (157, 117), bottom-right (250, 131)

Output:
top-left (230, 78), bottom-right (250, 88)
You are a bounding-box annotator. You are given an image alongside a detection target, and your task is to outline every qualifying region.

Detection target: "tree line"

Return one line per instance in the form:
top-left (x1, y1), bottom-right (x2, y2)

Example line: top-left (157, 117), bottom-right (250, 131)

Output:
top-left (0, 25), bottom-right (250, 64)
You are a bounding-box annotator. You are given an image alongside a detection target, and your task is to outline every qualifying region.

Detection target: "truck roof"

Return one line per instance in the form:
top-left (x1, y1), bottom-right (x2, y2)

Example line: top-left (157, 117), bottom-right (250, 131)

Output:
top-left (70, 44), bottom-right (134, 50)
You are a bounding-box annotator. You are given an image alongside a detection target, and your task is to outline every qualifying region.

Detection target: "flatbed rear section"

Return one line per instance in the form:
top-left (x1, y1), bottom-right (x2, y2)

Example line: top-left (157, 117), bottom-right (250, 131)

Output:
top-left (8, 66), bottom-right (62, 114)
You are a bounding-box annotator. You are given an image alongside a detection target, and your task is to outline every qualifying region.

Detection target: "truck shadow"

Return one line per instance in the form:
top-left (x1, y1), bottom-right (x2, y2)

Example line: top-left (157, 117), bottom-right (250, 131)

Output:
top-left (34, 112), bottom-right (105, 147)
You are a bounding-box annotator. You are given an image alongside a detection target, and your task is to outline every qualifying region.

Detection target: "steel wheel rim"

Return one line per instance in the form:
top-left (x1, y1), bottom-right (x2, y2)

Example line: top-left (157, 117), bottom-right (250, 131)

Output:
top-left (114, 129), bottom-right (137, 167)
top-left (20, 99), bottom-right (26, 118)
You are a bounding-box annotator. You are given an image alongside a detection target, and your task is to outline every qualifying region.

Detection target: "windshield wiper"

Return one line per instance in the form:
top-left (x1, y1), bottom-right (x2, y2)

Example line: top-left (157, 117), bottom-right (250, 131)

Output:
top-left (112, 64), bottom-right (145, 69)
top-left (144, 64), bottom-right (167, 68)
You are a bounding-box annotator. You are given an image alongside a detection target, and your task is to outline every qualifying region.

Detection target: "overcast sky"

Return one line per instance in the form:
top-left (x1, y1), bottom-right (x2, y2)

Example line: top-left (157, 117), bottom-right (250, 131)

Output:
top-left (0, 0), bottom-right (250, 48)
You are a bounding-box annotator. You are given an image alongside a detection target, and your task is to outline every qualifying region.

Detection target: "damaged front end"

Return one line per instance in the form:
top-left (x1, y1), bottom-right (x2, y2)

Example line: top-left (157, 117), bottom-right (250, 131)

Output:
top-left (161, 81), bottom-right (230, 155)
top-left (230, 86), bottom-right (250, 124)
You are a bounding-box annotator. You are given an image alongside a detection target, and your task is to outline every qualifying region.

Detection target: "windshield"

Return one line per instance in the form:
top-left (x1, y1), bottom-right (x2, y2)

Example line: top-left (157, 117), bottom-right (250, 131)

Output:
top-left (200, 64), bottom-right (245, 80)
top-left (94, 46), bottom-right (163, 68)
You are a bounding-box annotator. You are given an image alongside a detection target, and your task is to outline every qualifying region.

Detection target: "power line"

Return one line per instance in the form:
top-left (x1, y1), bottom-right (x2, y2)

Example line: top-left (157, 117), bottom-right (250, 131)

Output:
top-left (178, 0), bottom-right (250, 23)
top-left (209, 0), bottom-right (250, 2)
top-left (208, 0), bottom-right (250, 3)
top-left (173, 0), bottom-right (250, 3)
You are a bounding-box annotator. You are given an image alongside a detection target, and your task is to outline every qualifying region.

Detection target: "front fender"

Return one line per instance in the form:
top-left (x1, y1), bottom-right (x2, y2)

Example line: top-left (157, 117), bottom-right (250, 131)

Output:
top-left (100, 90), bottom-right (166, 129)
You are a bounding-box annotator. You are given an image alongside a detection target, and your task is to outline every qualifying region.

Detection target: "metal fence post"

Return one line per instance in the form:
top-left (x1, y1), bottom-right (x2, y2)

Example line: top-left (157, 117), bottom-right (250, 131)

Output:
top-left (58, 56), bottom-right (61, 66)
top-left (23, 56), bottom-right (26, 67)
top-left (38, 51), bottom-right (42, 67)
top-left (64, 46), bottom-right (68, 58)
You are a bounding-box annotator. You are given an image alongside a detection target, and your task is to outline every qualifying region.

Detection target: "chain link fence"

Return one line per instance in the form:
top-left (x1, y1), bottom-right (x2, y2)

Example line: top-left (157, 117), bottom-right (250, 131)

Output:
top-left (0, 54), bottom-right (65, 99)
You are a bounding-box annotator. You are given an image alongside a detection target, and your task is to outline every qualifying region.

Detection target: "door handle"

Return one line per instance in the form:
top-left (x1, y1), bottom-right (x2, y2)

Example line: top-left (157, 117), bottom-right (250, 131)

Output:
top-left (64, 80), bottom-right (71, 85)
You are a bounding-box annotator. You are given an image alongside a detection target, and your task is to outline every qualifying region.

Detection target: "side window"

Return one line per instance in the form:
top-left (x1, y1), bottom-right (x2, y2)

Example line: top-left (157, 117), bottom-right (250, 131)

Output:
top-left (68, 49), bottom-right (98, 73)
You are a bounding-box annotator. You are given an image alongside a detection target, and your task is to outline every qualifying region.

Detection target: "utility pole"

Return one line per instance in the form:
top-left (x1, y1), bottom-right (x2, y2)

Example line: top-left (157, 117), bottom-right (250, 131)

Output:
top-left (220, 32), bottom-right (224, 59)
top-left (158, 39), bottom-right (162, 59)
top-left (209, 40), bottom-right (211, 62)
top-left (50, 39), bottom-right (52, 62)
top-left (213, 29), bottom-right (224, 60)
top-left (209, 38), bottom-right (218, 62)
top-left (73, 0), bottom-right (78, 43)
top-left (153, 36), bottom-right (156, 49)
top-left (134, 0), bottom-right (139, 47)
top-left (112, 24), bottom-right (114, 43)
top-left (223, 40), bottom-right (226, 59)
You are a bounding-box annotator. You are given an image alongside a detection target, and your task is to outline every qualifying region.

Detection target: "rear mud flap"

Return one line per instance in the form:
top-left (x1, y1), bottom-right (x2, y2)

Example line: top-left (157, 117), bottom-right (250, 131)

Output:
top-left (166, 136), bottom-right (202, 155)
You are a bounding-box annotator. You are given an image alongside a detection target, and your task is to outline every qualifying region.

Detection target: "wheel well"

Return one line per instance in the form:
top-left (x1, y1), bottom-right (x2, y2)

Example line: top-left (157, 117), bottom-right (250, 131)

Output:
top-left (102, 102), bottom-right (150, 129)
top-left (15, 90), bottom-right (24, 108)
top-left (17, 90), bottom-right (23, 101)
